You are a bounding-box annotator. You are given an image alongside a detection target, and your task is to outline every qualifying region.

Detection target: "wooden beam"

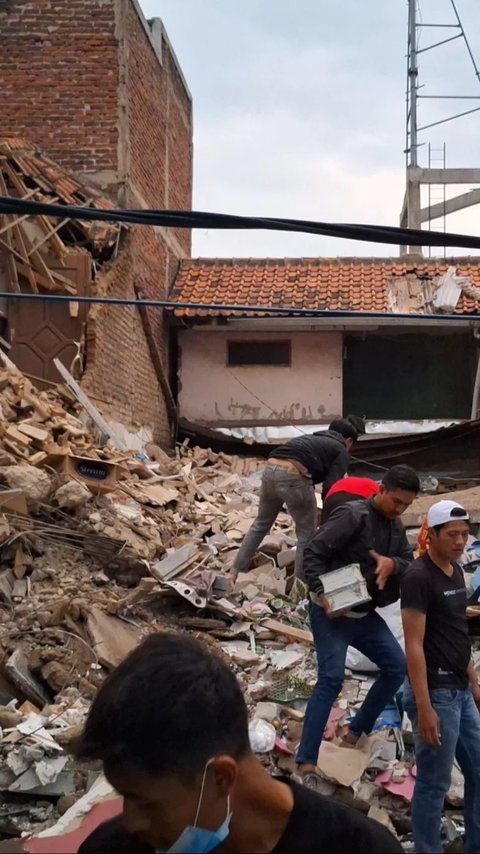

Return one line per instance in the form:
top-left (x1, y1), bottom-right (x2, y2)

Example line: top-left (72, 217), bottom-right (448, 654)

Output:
top-left (27, 217), bottom-right (70, 256)
top-left (420, 187), bottom-right (480, 223)
top-left (0, 173), bottom-right (20, 294)
top-left (135, 286), bottom-right (177, 428)
top-left (11, 224), bottom-right (38, 293)
top-left (14, 261), bottom-right (74, 294)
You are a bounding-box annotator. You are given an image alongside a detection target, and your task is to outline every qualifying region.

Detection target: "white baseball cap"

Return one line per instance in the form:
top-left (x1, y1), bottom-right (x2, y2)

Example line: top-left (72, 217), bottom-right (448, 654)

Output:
top-left (427, 500), bottom-right (469, 528)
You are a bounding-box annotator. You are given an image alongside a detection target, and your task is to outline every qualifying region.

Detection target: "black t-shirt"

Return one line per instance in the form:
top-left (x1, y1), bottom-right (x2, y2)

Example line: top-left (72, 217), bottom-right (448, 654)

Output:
top-left (78, 780), bottom-right (402, 854)
top-left (401, 554), bottom-right (470, 689)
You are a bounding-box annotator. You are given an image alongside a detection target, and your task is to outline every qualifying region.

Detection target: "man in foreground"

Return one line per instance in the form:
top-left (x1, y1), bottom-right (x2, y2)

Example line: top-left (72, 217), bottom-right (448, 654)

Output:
top-left (297, 465), bottom-right (419, 783)
top-left (76, 634), bottom-right (401, 854)
top-left (401, 500), bottom-right (480, 854)
top-left (232, 419), bottom-right (358, 581)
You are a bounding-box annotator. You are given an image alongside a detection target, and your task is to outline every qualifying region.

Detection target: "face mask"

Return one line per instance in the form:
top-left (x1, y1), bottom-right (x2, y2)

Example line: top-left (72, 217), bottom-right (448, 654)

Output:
top-left (157, 759), bottom-right (232, 854)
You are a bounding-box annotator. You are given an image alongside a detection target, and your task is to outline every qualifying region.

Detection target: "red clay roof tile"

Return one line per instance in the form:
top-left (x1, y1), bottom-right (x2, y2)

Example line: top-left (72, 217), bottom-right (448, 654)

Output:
top-left (170, 257), bottom-right (480, 317)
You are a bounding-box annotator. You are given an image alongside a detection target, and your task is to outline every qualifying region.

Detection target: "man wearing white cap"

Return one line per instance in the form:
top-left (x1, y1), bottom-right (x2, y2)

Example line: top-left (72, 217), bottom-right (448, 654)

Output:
top-left (401, 500), bottom-right (480, 854)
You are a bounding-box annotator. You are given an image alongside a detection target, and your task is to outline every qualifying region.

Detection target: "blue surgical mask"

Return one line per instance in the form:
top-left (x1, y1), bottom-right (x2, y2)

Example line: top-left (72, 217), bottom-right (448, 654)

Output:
top-left (157, 759), bottom-right (232, 854)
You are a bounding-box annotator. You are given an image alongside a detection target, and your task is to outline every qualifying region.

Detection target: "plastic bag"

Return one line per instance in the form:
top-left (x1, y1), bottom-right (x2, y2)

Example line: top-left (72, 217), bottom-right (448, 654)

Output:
top-left (345, 601), bottom-right (404, 673)
top-left (248, 718), bottom-right (276, 753)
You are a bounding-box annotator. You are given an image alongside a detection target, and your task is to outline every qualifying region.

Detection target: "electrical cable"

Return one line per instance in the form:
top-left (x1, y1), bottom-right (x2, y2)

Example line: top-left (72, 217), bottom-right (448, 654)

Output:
top-left (1, 194), bottom-right (480, 249)
top-left (0, 291), bottom-right (478, 324)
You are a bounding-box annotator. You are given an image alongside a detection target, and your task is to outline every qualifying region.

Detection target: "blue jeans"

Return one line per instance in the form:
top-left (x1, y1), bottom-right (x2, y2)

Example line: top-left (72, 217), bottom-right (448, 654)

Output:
top-left (297, 603), bottom-right (405, 765)
top-left (404, 684), bottom-right (480, 854)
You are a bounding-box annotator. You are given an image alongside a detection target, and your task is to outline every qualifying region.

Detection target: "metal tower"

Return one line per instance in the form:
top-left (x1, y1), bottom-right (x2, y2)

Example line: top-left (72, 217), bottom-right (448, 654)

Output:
top-left (400, 0), bottom-right (480, 254)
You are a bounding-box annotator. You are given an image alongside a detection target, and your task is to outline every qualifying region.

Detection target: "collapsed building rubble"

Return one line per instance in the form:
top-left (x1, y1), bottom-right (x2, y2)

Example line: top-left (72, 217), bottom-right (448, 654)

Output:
top-left (0, 355), bottom-right (477, 849)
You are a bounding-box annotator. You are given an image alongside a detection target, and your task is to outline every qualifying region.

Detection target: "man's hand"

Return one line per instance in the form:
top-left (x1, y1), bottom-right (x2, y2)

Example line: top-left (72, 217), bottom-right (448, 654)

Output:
top-left (418, 703), bottom-right (442, 747)
top-left (370, 550), bottom-right (395, 591)
top-left (318, 593), bottom-right (350, 619)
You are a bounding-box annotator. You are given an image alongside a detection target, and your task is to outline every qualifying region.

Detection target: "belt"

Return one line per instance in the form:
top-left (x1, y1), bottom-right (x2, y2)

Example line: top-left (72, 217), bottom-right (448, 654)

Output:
top-left (267, 457), bottom-right (311, 478)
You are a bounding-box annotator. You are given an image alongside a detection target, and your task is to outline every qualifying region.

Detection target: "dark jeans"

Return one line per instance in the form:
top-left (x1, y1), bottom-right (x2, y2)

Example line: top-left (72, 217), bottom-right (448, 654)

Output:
top-left (404, 683), bottom-right (480, 854)
top-left (233, 465), bottom-right (317, 580)
top-left (297, 603), bottom-right (405, 765)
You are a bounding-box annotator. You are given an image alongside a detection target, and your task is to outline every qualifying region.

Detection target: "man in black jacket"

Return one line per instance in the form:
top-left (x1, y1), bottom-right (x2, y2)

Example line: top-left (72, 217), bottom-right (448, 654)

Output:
top-left (76, 634), bottom-right (402, 854)
top-left (232, 420), bottom-right (358, 581)
top-left (297, 465), bottom-right (419, 785)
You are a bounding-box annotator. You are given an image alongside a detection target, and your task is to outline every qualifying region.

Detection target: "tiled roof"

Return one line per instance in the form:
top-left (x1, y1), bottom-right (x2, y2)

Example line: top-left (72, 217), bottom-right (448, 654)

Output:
top-left (170, 257), bottom-right (480, 317)
top-left (0, 138), bottom-right (115, 211)
top-left (0, 138), bottom-right (120, 295)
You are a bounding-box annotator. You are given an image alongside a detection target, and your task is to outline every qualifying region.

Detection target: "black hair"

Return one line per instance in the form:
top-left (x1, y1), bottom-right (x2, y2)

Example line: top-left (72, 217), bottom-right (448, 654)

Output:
top-left (75, 633), bottom-right (250, 780)
top-left (345, 414), bottom-right (366, 435)
top-left (328, 419), bottom-right (359, 443)
top-left (382, 464), bottom-right (420, 494)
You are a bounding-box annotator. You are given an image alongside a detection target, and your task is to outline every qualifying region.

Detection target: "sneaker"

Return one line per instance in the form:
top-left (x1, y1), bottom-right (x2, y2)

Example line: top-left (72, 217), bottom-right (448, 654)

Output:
top-left (301, 772), bottom-right (325, 793)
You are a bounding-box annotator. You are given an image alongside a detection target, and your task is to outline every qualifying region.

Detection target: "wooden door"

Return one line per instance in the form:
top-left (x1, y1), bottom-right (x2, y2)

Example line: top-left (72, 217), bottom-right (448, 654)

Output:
top-left (9, 253), bottom-right (90, 387)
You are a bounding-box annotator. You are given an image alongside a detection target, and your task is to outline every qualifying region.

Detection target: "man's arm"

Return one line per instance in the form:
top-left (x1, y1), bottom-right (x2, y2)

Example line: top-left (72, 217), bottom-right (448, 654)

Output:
top-left (322, 447), bottom-right (348, 498)
top-left (372, 525), bottom-right (414, 591)
top-left (401, 606), bottom-right (441, 746)
top-left (467, 660), bottom-right (480, 710)
top-left (303, 504), bottom-right (356, 595)
top-left (392, 526), bottom-right (414, 575)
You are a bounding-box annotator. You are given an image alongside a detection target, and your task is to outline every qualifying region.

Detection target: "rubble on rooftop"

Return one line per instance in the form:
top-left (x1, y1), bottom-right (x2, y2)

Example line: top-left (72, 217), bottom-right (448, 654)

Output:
top-left (0, 138), bottom-right (120, 298)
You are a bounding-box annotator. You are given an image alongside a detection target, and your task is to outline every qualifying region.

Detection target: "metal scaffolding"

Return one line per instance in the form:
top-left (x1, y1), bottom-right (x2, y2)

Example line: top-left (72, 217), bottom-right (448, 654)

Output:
top-left (401, 0), bottom-right (480, 254)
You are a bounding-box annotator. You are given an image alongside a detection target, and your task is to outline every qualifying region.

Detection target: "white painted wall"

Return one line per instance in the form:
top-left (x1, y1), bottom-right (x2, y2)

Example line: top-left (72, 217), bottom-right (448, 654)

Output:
top-left (178, 329), bottom-right (343, 425)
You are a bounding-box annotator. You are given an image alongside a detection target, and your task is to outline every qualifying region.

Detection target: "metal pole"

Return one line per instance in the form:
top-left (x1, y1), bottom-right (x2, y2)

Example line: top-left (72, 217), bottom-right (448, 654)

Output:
top-left (408, 0), bottom-right (419, 167)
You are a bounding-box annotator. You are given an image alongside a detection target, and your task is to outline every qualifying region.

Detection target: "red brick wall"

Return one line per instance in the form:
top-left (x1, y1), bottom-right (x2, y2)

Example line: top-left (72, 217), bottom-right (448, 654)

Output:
top-left (125, 7), bottom-right (192, 253)
top-left (124, 8), bottom-right (192, 353)
top-left (0, 0), bottom-right (119, 178)
top-left (82, 231), bottom-right (171, 446)
top-left (0, 0), bottom-right (193, 445)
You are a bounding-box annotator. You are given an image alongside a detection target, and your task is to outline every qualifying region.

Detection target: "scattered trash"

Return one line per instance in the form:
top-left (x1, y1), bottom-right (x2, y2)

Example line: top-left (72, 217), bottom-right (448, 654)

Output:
top-left (248, 719), bottom-right (276, 753)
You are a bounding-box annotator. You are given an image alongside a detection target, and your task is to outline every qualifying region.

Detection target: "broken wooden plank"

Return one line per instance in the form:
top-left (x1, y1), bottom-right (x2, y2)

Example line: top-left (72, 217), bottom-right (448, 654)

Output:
top-left (14, 543), bottom-right (28, 580)
top-left (86, 607), bottom-right (142, 670)
top-left (5, 424), bottom-right (32, 448)
top-left (260, 619), bottom-right (313, 645)
top-left (17, 422), bottom-right (50, 444)
top-left (0, 489), bottom-right (26, 514)
top-left (53, 358), bottom-right (128, 450)
top-left (135, 288), bottom-right (177, 428)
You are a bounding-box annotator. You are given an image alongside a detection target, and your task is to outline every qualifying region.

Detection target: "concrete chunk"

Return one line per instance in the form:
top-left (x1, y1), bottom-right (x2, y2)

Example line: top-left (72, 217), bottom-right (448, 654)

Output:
top-left (4, 649), bottom-right (50, 709)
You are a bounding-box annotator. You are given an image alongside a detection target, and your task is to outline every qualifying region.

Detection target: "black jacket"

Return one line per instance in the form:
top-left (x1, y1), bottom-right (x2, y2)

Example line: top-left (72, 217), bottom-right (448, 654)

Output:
top-left (268, 430), bottom-right (348, 494)
top-left (303, 498), bottom-right (413, 610)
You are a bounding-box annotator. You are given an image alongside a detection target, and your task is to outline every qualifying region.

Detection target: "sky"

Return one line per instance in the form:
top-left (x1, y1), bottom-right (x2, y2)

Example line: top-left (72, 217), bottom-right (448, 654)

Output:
top-left (139, 0), bottom-right (480, 258)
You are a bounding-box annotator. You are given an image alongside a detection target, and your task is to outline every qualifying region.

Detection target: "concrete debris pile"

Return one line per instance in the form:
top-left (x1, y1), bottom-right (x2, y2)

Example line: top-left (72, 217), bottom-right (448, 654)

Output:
top-left (0, 357), bottom-right (477, 848)
top-left (0, 355), bottom-right (307, 842)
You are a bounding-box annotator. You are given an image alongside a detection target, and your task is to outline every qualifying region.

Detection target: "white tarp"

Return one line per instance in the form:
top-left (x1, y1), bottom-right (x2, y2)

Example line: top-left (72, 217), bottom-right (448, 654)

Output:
top-left (346, 601), bottom-right (404, 673)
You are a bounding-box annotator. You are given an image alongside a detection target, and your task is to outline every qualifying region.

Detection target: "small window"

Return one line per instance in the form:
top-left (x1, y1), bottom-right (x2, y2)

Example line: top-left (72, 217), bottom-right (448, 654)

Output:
top-left (227, 340), bottom-right (291, 367)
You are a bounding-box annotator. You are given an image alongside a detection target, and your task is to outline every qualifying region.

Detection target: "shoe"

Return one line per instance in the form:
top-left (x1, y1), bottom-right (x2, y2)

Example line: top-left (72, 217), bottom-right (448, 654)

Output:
top-left (301, 772), bottom-right (325, 793)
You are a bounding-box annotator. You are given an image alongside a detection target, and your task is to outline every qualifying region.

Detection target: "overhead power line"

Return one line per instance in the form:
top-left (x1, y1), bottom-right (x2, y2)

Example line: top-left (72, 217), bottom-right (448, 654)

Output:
top-left (0, 291), bottom-right (477, 324)
top-left (0, 194), bottom-right (480, 249)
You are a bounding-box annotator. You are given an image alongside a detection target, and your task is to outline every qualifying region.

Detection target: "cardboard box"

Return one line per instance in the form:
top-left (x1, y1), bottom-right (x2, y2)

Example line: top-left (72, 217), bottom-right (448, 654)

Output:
top-left (59, 455), bottom-right (119, 495)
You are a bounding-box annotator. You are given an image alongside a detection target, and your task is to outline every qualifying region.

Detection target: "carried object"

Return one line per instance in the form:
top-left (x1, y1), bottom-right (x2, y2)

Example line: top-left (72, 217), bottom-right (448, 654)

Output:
top-left (319, 563), bottom-right (371, 614)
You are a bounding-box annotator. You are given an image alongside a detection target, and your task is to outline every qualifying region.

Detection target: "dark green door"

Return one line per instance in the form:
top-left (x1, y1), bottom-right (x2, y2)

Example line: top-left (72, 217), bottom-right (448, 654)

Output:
top-left (343, 332), bottom-right (475, 420)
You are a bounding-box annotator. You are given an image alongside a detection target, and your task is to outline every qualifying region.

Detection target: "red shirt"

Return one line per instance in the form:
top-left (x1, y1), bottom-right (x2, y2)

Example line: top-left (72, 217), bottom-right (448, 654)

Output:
top-left (325, 476), bottom-right (380, 500)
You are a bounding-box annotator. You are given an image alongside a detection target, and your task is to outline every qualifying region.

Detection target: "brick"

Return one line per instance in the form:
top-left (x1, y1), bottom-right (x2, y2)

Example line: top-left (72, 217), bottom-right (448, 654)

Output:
top-left (0, 0), bottom-right (193, 445)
